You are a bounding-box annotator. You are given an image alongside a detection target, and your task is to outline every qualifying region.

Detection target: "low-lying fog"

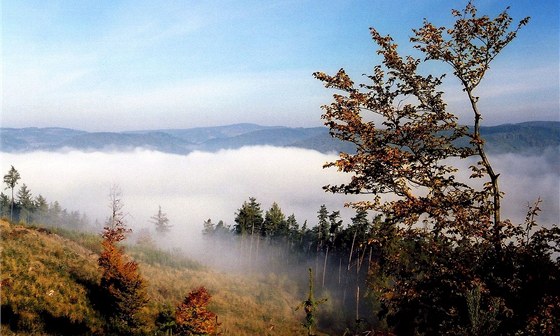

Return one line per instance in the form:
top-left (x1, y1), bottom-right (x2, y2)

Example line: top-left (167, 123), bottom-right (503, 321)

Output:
top-left (1, 146), bottom-right (558, 249)
top-left (1, 147), bottom-right (361, 241)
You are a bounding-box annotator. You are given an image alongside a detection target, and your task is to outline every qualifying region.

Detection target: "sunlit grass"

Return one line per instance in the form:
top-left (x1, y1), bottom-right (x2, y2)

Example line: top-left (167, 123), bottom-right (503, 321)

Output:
top-left (0, 220), bottom-right (104, 334)
top-left (1, 219), bottom-right (309, 335)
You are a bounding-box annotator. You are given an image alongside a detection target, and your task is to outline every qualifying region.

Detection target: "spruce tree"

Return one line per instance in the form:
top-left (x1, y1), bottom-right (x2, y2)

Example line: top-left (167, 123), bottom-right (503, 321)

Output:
top-left (150, 205), bottom-right (172, 234)
top-left (16, 183), bottom-right (34, 223)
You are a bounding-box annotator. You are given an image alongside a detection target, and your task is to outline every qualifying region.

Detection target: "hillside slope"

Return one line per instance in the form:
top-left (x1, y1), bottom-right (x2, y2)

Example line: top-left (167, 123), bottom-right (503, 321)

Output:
top-left (1, 220), bottom-right (104, 335)
top-left (0, 220), bottom-right (307, 335)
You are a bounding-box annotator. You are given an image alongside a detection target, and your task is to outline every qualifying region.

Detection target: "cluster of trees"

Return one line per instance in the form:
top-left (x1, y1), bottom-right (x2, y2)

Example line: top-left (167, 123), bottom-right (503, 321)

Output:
top-left (3, 2), bottom-right (558, 335)
top-left (202, 197), bottom-right (390, 329)
top-left (204, 198), bottom-right (376, 263)
top-left (1, 166), bottom-right (90, 228)
top-left (1, 166), bottom-right (171, 237)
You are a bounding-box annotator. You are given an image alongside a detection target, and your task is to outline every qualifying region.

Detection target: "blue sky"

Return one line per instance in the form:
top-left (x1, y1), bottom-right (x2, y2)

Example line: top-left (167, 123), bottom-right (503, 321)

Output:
top-left (2, 0), bottom-right (558, 131)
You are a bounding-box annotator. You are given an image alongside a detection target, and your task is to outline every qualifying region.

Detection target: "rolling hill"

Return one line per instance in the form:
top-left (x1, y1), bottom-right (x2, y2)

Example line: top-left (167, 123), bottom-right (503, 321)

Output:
top-left (1, 121), bottom-right (558, 155)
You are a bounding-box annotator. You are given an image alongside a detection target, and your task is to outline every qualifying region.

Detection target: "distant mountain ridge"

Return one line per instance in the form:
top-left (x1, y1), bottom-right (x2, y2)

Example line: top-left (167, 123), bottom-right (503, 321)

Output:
top-left (1, 121), bottom-right (558, 155)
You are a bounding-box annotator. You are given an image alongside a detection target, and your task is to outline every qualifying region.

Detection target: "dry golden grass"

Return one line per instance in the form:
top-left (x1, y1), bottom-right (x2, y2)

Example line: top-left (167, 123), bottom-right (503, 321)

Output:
top-left (0, 220), bottom-right (104, 334)
top-left (141, 263), bottom-right (307, 335)
top-left (1, 220), bottom-right (308, 335)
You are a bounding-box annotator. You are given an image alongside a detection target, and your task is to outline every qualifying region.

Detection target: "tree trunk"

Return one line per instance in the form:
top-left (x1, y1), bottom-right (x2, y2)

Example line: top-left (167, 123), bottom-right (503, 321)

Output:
top-left (322, 246), bottom-right (329, 288)
top-left (467, 88), bottom-right (502, 253)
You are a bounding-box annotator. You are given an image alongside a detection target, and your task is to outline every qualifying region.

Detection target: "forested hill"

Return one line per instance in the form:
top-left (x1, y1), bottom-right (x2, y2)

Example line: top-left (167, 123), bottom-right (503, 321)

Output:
top-left (1, 121), bottom-right (558, 155)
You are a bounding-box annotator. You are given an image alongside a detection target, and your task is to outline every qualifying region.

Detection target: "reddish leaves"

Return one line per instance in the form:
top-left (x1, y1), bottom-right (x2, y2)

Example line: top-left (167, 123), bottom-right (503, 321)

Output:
top-left (175, 286), bottom-right (218, 336)
top-left (98, 188), bottom-right (148, 333)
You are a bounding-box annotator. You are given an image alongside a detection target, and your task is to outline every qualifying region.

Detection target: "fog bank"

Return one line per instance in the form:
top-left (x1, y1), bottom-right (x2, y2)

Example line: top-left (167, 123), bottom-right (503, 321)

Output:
top-left (0, 147), bottom-right (358, 241)
top-left (1, 146), bottom-right (557, 249)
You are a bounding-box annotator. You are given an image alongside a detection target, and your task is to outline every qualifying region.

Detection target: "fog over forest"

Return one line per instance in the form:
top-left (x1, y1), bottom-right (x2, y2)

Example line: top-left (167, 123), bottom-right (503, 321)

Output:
top-left (1, 146), bottom-right (558, 251)
top-left (1, 147), bottom-right (357, 238)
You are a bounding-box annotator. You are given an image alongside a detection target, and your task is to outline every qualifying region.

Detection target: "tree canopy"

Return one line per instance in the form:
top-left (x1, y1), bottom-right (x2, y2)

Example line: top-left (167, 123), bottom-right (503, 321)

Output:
top-left (314, 1), bottom-right (559, 334)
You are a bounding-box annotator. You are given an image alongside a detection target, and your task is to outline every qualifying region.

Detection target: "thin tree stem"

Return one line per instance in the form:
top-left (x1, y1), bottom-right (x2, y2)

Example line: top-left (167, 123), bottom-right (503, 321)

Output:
top-left (467, 89), bottom-right (502, 250)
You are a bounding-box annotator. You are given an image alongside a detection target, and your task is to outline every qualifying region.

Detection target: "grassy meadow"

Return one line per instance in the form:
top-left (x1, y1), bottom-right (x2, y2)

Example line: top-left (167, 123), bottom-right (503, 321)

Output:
top-left (0, 219), bottom-right (312, 335)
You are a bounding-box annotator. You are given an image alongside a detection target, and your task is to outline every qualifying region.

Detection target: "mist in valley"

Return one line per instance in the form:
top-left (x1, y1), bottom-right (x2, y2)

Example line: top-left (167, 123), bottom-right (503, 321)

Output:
top-left (1, 145), bottom-right (558, 263)
top-left (0, 147), bottom-right (359, 254)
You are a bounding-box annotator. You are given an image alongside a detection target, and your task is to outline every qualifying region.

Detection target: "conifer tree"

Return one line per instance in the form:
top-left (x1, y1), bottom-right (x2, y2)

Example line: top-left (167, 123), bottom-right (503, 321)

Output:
top-left (48, 201), bottom-right (63, 225)
top-left (233, 197), bottom-right (263, 235)
top-left (16, 183), bottom-right (34, 223)
top-left (234, 197), bottom-right (264, 262)
top-left (151, 205), bottom-right (172, 234)
top-left (214, 220), bottom-right (229, 237)
top-left (202, 218), bottom-right (216, 236)
top-left (32, 194), bottom-right (49, 223)
top-left (286, 214), bottom-right (300, 249)
top-left (3, 165), bottom-right (21, 222)
top-left (315, 205), bottom-right (330, 251)
top-left (98, 186), bottom-right (148, 334)
top-left (0, 193), bottom-right (10, 219)
top-left (263, 202), bottom-right (287, 239)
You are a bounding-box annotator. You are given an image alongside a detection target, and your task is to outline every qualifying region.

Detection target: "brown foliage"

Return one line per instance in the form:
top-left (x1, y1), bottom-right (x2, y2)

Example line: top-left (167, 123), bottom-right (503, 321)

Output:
top-left (175, 286), bottom-right (218, 335)
top-left (98, 187), bottom-right (148, 334)
top-left (313, 0), bottom-right (529, 255)
top-left (315, 1), bottom-right (559, 334)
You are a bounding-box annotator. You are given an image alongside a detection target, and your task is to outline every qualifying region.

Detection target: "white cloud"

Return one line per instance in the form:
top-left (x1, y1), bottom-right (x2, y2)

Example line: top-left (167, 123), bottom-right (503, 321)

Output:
top-left (0, 147), bottom-right (358, 236)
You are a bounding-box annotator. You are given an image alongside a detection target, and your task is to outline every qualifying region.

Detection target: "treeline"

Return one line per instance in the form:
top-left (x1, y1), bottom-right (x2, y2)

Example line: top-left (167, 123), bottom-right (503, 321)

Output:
top-left (1, 166), bottom-right (90, 229)
top-left (202, 197), bottom-right (385, 330)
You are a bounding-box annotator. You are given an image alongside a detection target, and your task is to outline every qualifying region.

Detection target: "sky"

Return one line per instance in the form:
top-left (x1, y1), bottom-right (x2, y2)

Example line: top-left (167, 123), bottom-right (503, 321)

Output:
top-left (1, 0), bottom-right (559, 131)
